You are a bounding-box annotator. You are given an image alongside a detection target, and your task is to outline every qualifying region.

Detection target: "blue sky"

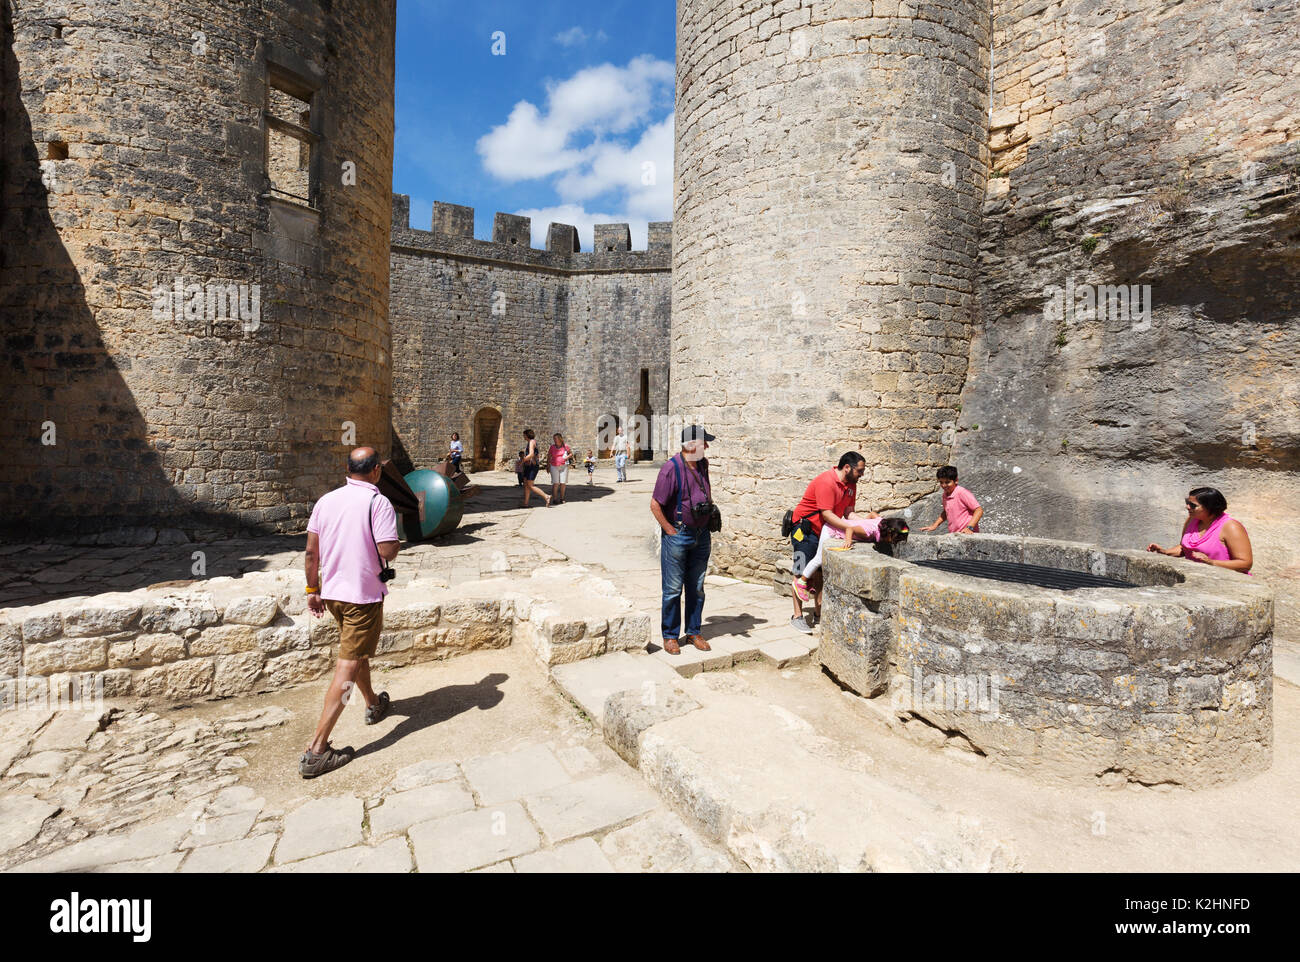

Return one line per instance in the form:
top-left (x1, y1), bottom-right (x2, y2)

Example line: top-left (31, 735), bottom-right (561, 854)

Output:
top-left (395, 0), bottom-right (676, 251)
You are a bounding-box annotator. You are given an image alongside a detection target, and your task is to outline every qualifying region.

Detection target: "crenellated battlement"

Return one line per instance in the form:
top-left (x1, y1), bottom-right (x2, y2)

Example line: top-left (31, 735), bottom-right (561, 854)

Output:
top-left (390, 194), bottom-right (671, 272)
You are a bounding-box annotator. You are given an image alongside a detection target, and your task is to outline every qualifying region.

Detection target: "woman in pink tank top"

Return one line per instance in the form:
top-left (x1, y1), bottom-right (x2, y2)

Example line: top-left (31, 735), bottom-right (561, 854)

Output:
top-left (1146, 486), bottom-right (1253, 574)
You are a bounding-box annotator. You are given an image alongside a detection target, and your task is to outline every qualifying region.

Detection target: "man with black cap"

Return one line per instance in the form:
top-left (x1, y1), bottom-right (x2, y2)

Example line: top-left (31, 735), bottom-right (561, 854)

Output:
top-left (650, 424), bottom-right (716, 655)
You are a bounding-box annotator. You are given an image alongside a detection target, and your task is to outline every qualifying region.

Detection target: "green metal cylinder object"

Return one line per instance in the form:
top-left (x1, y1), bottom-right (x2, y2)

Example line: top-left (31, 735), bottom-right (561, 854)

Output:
top-left (397, 469), bottom-right (464, 541)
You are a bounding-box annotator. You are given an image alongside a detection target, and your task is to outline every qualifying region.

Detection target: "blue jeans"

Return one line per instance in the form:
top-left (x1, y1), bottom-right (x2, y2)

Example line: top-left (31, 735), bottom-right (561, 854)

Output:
top-left (615, 453), bottom-right (627, 480)
top-left (661, 525), bottom-right (710, 640)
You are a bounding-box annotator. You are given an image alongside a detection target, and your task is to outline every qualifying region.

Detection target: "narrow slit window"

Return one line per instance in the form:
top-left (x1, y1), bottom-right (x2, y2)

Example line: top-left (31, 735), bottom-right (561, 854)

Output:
top-left (265, 70), bottom-right (317, 207)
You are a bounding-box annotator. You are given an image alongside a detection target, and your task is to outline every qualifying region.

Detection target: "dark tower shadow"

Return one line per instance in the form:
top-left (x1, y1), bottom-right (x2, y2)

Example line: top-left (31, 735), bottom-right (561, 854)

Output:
top-left (0, 2), bottom-right (237, 542)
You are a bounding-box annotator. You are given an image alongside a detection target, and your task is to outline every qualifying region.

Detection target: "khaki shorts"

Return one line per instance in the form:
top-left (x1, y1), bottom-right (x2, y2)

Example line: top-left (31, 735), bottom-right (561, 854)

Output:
top-left (325, 600), bottom-right (383, 660)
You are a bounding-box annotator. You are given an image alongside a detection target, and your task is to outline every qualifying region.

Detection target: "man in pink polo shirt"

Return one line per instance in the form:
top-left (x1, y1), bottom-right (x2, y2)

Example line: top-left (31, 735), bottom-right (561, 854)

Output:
top-left (300, 447), bottom-right (400, 778)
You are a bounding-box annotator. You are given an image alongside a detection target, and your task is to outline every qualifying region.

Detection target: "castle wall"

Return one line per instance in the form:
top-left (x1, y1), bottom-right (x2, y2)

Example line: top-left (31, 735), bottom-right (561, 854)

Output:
top-left (672, 0), bottom-right (991, 581)
top-left (945, 0), bottom-right (1300, 619)
top-left (1, 0), bottom-right (395, 540)
top-left (389, 197), bottom-right (672, 472)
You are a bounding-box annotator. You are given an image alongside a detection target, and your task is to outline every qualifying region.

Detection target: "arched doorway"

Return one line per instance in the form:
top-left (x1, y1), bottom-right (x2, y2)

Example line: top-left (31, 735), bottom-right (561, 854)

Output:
top-left (472, 408), bottom-right (502, 471)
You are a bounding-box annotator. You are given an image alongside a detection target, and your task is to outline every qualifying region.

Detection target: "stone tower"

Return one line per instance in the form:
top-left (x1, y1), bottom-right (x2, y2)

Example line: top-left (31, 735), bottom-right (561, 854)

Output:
top-left (672, 1), bottom-right (990, 580)
top-left (1, 0), bottom-right (395, 539)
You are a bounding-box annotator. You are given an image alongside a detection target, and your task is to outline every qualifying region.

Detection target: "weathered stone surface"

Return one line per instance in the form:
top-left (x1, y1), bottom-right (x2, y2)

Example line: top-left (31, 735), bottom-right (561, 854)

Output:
top-left (603, 686), bottom-right (701, 768)
top-left (108, 633), bottom-right (185, 669)
top-left (62, 603), bottom-right (143, 637)
top-left (0, 795), bottom-right (59, 856)
top-left (273, 837), bottom-right (413, 874)
top-left (133, 659), bottom-right (216, 701)
top-left (261, 648), bottom-right (332, 688)
top-left (21, 613), bottom-right (63, 643)
top-left (551, 651), bottom-right (685, 724)
top-left (638, 688), bottom-right (1017, 872)
top-left (139, 602), bottom-right (221, 635)
top-left (180, 834), bottom-right (275, 873)
top-left (189, 624), bottom-right (259, 656)
top-left (184, 810), bottom-right (258, 849)
top-left (276, 796), bottom-right (364, 864)
top-left (759, 639), bottom-right (811, 668)
top-left (212, 652), bottom-right (267, 697)
top-left (391, 760), bottom-right (461, 792)
top-left (0, 621), bottom-right (21, 677)
top-left (408, 802), bottom-right (540, 873)
top-left (12, 814), bottom-right (195, 872)
top-left (23, 637), bottom-right (107, 675)
top-left (384, 603), bottom-right (442, 631)
top-left (523, 771), bottom-right (659, 845)
top-left (600, 810), bottom-right (733, 873)
top-left (31, 712), bottom-right (102, 752)
top-left (222, 596), bottom-right (280, 627)
top-left (462, 744), bottom-right (571, 806)
top-left (368, 783), bottom-right (475, 837)
top-left (512, 837), bottom-right (615, 873)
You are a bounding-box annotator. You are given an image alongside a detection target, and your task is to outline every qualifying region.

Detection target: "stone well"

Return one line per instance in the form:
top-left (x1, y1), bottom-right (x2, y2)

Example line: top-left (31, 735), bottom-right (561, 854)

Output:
top-left (821, 535), bottom-right (1273, 788)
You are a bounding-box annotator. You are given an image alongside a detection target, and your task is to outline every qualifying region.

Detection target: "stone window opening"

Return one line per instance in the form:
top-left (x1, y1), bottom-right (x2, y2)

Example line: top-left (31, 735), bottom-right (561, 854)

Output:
top-left (264, 65), bottom-right (320, 208)
top-left (47, 141), bottom-right (68, 160)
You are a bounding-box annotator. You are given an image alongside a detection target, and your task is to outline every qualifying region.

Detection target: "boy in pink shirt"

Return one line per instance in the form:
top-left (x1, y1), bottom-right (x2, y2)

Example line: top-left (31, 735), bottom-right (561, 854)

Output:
top-left (921, 465), bottom-right (983, 534)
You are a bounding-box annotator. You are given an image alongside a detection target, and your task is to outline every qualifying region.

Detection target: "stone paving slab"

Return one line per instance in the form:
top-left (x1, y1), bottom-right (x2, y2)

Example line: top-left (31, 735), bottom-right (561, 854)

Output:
top-left (183, 810), bottom-right (258, 848)
top-left (462, 744), bottom-right (571, 806)
top-left (94, 851), bottom-right (187, 873)
top-left (599, 810), bottom-right (734, 873)
top-left (759, 639), bottom-right (813, 668)
top-left (368, 783), bottom-right (475, 838)
top-left (390, 760), bottom-right (461, 792)
top-left (32, 713), bottom-right (102, 753)
top-left (273, 837), bottom-right (412, 874)
top-left (408, 801), bottom-right (540, 873)
top-left (650, 642), bottom-right (733, 677)
top-left (469, 860), bottom-right (515, 873)
top-left (523, 771), bottom-right (659, 845)
top-left (512, 837), bottom-right (614, 873)
top-left (12, 813), bottom-right (195, 872)
top-left (181, 834), bottom-right (276, 873)
top-left (0, 795), bottom-right (59, 857)
top-left (275, 795), bottom-right (363, 864)
top-left (551, 651), bottom-right (684, 723)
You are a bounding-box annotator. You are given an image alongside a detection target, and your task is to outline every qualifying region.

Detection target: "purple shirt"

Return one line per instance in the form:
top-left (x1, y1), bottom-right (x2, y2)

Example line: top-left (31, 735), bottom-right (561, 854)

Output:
top-left (653, 455), bottom-right (712, 528)
top-left (307, 478), bottom-right (399, 604)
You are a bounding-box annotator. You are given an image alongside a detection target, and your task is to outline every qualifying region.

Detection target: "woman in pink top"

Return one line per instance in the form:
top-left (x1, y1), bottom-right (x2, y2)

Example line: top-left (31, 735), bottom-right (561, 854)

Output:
top-left (547, 433), bottom-right (573, 504)
top-left (1146, 486), bottom-right (1253, 574)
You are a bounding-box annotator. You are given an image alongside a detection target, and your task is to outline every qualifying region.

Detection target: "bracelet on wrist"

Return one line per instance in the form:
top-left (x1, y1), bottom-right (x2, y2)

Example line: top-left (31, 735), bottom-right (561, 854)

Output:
top-left (305, 585), bottom-right (320, 594)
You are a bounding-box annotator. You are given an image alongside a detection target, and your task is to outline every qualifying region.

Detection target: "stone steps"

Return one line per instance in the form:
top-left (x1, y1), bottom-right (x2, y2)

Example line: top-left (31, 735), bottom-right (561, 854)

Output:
top-left (549, 650), bottom-right (1019, 872)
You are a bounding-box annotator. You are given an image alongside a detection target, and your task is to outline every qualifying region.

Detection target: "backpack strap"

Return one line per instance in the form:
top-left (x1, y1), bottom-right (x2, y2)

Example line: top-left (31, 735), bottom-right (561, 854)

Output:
top-left (671, 455), bottom-right (684, 527)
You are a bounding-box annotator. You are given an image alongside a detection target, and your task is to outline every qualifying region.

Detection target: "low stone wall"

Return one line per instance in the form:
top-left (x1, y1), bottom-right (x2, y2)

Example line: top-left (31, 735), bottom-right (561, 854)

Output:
top-left (822, 535), bottom-right (1273, 788)
top-left (1, 566), bottom-right (651, 707)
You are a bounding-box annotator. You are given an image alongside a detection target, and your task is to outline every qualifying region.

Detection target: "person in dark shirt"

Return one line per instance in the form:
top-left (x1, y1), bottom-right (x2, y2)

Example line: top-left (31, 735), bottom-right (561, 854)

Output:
top-left (650, 425), bottom-right (716, 655)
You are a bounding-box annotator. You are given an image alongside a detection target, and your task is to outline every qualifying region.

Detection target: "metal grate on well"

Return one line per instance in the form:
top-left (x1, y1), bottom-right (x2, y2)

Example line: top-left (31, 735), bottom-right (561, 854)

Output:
top-left (910, 557), bottom-right (1136, 590)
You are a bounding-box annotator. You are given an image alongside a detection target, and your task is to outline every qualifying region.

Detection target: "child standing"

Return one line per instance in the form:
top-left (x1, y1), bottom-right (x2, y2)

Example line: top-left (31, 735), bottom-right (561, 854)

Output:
top-left (584, 450), bottom-right (596, 484)
top-left (920, 465), bottom-right (983, 534)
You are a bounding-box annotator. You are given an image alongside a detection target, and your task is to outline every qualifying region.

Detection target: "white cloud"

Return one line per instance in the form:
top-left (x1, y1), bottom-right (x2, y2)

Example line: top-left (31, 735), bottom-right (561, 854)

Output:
top-left (477, 56), bottom-right (673, 181)
top-left (514, 204), bottom-right (653, 253)
top-left (476, 58), bottom-right (675, 243)
top-left (553, 26), bottom-right (609, 47)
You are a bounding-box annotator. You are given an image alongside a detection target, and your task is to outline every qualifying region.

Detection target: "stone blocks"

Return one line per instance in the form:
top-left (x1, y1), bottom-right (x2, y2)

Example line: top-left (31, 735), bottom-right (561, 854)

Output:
top-left (822, 535), bottom-right (1274, 787)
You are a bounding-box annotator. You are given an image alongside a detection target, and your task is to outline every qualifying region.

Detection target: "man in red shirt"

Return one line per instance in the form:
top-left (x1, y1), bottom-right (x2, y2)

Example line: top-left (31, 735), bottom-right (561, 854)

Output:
top-left (789, 452), bottom-right (869, 632)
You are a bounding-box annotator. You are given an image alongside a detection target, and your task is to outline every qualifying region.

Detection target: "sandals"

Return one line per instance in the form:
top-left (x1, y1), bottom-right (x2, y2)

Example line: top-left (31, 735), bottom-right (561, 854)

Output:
top-left (299, 742), bottom-right (354, 779)
top-left (365, 691), bottom-right (391, 725)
